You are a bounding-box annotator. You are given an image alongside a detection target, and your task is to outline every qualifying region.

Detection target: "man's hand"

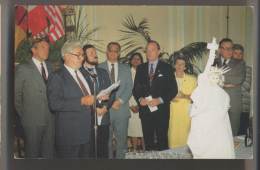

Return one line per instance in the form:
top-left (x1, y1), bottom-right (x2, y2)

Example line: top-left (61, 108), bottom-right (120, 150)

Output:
top-left (130, 106), bottom-right (139, 113)
top-left (98, 94), bottom-right (110, 101)
top-left (81, 95), bottom-right (95, 106)
top-left (140, 98), bottom-right (148, 106)
top-left (112, 99), bottom-right (121, 110)
top-left (148, 98), bottom-right (161, 107)
top-left (96, 106), bottom-right (108, 116)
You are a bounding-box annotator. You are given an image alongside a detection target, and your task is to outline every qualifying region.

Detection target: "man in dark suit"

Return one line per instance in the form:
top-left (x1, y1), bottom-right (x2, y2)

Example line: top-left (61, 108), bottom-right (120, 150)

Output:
top-left (213, 38), bottom-right (246, 136)
top-left (80, 44), bottom-right (114, 158)
top-left (133, 40), bottom-right (178, 151)
top-left (15, 37), bottom-right (54, 158)
top-left (99, 42), bottom-right (133, 158)
top-left (47, 40), bottom-right (95, 158)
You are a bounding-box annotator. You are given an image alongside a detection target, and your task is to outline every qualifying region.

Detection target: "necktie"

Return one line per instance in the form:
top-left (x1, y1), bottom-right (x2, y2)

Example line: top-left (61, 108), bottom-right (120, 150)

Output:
top-left (75, 70), bottom-right (89, 96)
top-left (223, 59), bottom-right (227, 66)
top-left (110, 63), bottom-right (115, 83)
top-left (41, 62), bottom-right (47, 83)
top-left (149, 63), bottom-right (154, 85)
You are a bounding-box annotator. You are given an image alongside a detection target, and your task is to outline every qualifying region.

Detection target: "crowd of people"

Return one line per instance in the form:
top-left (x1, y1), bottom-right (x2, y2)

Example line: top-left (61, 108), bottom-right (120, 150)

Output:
top-left (14, 36), bottom-right (250, 159)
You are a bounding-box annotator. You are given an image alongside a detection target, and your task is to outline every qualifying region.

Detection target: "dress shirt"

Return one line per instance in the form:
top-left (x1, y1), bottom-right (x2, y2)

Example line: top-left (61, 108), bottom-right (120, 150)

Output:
top-left (64, 64), bottom-right (92, 95)
top-left (221, 57), bottom-right (230, 65)
top-left (107, 61), bottom-right (118, 82)
top-left (32, 57), bottom-right (48, 78)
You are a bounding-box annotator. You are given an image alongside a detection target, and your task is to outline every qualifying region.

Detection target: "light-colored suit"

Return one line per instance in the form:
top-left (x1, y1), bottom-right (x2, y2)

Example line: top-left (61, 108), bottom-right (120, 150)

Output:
top-left (15, 59), bottom-right (54, 158)
top-left (214, 57), bottom-right (246, 136)
top-left (98, 61), bottom-right (133, 159)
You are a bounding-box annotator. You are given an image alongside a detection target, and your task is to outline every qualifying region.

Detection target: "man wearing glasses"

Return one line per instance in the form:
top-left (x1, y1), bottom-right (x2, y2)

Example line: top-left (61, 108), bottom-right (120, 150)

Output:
top-left (47, 40), bottom-right (95, 158)
top-left (213, 38), bottom-right (246, 136)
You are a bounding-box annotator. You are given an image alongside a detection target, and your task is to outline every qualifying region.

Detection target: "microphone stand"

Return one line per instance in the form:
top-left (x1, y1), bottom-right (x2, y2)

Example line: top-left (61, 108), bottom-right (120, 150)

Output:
top-left (90, 73), bottom-right (98, 159)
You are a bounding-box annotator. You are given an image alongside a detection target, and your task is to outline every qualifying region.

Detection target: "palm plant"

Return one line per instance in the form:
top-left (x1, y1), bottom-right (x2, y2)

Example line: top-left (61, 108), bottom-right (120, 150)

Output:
top-left (118, 15), bottom-right (151, 63)
top-left (168, 42), bottom-right (209, 75)
top-left (68, 6), bottom-right (104, 53)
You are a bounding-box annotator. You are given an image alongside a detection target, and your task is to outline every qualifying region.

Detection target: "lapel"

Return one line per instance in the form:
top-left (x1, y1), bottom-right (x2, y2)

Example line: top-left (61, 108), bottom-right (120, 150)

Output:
top-left (117, 63), bottom-right (121, 82)
top-left (153, 60), bottom-right (161, 78)
top-left (96, 68), bottom-right (103, 88)
top-left (80, 67), bottom-right (95, 94)
top-left (227, 58), bottom-right (236, 68)
top-left (28, 59), bottom-right (46, 89)
top-left (62, 66), bottom-right (84, 96)
top-left (151, 60), bottom-right (162, 84)
top-left (104, 61), bottom-right (110, 73)
top-left (144, 62), bottom-right (150, 83)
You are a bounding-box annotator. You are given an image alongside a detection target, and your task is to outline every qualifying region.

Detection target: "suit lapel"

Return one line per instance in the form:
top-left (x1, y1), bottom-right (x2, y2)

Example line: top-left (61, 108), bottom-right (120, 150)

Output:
top-left (80, 67), bottom-right (95, 94)
top-left (151, 60), bottom-right (162, 84)
top-left (62, 66), bottom-right (84, 96)
top-left (154, 60), bottom-right (161, 78)
top-left (118, 63), bottom-right (122, 82)
top-left (28, 59), bottom-right (46, 89)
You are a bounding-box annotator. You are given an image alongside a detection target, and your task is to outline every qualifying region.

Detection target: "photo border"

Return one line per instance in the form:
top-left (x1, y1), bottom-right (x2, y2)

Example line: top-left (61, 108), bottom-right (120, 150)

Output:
top-left (1, 0), bottom-right (258, 170)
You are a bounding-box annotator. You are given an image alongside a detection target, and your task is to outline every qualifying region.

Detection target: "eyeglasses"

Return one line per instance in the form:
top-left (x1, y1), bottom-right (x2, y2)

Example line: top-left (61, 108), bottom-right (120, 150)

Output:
top-left (69, 53), bottom-right (85, 59)
top-left (220, 46), bottom-right (233, 52)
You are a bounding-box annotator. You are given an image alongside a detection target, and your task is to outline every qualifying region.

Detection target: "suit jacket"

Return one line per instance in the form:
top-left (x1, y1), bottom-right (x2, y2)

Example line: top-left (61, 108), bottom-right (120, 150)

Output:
top-left (47, 65), bottom-right (92, 145)
top-left (213, 57), bottom-right (246, 92)
top-left (15, 59), bottom-right (54, 126)
top-left (133, 60), bottom-right (178, 118)
top-left (213, 57), bottom-right (246, 112)
top-left (98, 61), bottom-right (133, 119)
top-left (80, 66), bottom-right (115, 125)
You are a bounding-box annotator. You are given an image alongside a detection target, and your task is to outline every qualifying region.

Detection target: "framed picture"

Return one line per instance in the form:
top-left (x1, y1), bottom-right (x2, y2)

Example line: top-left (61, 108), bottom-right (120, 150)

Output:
top-left (1, 0), bottom-right (258, 170)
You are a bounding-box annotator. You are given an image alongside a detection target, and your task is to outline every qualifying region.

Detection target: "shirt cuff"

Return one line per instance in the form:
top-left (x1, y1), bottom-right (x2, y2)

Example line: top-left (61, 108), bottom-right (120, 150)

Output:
top-left (159, 97), bottom-right (164, 104)
top-left (118, 98), bottom-right (124, 104)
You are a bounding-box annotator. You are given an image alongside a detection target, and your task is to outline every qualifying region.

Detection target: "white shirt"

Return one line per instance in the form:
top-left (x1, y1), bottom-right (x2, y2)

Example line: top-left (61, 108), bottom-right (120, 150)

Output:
top-left (64, 64), bottom-right (92, 95)
top-left (32, 57), bottom-right (48, 78)
top-left (221, 57), bottom-right (230, 65)
top-left (107, 61), bottom-right (118, 82)
top-left (148, 59), bottom-right (159, 74)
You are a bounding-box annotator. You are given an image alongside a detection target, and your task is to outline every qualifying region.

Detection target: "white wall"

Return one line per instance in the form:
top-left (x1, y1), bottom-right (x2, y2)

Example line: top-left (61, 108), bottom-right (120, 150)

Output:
top-left (78, 6), bottom-right (253, 65)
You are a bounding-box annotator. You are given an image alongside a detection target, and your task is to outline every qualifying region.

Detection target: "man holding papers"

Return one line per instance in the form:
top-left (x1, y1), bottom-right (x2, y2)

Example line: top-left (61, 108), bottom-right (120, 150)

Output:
top-left (80, 44), bottom-right (115, 158)
top-left (99, 42), bottom-right (133, 159)
top-left (47, 40), bottom-right (94, 158)
top-left (133, 40), bottom-right (178, 151)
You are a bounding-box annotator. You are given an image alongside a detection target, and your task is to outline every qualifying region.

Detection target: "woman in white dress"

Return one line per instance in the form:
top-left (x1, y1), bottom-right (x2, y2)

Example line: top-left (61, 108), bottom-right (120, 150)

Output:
top-left (187, 38), bottom-right (235, 159)
top-left (127, 53), bottom-right (145, 152)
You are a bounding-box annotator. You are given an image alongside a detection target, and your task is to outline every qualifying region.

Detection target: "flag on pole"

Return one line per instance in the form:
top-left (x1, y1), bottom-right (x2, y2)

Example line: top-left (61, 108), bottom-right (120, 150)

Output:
top-left (28, 5), bottom-right (65, 43)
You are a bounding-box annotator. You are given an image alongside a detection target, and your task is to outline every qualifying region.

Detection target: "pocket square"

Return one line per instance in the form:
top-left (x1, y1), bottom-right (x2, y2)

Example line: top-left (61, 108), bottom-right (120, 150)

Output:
top-left (158, 74), bottom-right (163, 77)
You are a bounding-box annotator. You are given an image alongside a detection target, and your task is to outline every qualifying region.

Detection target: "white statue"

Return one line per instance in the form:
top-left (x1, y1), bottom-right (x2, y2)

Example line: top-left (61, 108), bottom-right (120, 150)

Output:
top-left (187, 37), bottom-right (235, 159)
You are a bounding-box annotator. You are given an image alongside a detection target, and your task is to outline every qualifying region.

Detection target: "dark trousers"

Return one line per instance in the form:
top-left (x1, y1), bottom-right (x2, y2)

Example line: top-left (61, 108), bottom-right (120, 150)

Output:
top-left (23, 124), bottom-right (54, 158)
top-left (56, 143), bottom-right (90, 158)
top-left (90, 125), bottom-right (109, 158)
top-left (238, 112), bottom-right (250, 135)
top-left (140, 110), bottom-right (169, 151)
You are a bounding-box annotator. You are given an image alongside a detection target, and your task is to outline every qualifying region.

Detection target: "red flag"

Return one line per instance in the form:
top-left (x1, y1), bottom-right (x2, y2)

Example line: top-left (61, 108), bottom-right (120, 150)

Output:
top-left (28, 5), bottom-right (65, 43)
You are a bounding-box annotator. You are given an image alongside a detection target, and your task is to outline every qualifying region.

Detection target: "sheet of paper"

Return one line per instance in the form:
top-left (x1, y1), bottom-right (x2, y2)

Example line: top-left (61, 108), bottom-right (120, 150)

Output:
top-left (145, 95), bottom-right (158, 112)
top-left (97, 116), bottom-right (102, 125)
top-left (97, 80), bottom-right (120, 98)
